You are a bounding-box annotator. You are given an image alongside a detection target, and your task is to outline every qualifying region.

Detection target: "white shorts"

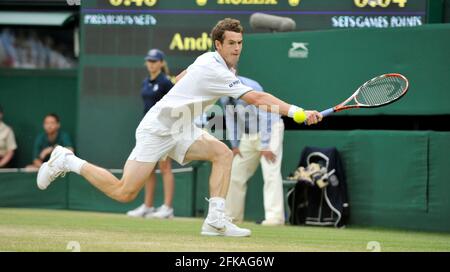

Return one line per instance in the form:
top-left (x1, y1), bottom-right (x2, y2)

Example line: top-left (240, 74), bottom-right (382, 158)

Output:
top-left (127, 124), bottom-right (206, 165)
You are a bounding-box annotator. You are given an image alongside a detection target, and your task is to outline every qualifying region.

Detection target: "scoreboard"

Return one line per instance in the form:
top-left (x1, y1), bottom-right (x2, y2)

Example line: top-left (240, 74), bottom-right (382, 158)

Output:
top-left (81, 0), bottom-right (429, 64)
top-left (80, 0), bottom-right (430, 84)
top-left (83, 0), bottom-right (429, 32)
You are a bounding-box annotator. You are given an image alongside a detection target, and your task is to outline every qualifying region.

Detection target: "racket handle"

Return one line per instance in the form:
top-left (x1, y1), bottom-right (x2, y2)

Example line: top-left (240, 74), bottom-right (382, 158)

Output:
top-left (320, 108), bottom-right (335, 117)
top-left (303, 108), bottom-right (335, 125)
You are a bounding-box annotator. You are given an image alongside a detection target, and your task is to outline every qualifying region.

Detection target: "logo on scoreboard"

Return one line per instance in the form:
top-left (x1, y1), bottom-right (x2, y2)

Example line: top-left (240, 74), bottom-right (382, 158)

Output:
top-left (288, 42), bottom-right (308, 59)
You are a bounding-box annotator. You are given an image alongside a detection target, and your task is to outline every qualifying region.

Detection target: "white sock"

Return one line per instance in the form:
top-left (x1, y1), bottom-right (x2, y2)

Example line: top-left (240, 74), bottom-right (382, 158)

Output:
top-left (66, 154), bottom-right (86, 174)
top-left (208, 197), bottom-right (225, 212)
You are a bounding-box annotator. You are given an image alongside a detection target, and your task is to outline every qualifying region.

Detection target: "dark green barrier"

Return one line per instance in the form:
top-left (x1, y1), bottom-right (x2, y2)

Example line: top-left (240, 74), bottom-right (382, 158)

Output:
top-left (68, 169), bottom-right (196, 216)
top-left (241, 130), bottom-right (450, 232)
top-left (192, 162), bottom-right (211, 217)
top-left (1, 131), bottom-right (449, 232)
top-left (66, 172), bottom-right (144, 214)
top-left (0, 69), bottom-right (78, 167)
top-left (428, 133), bottom-right (450, 216)
top-left (0, 171), bottom-right (68, 209)
top-left (344, 130), bottom-right (428, 212)
top-left (0, 169), bottom-right (196, 217)
top-left (239, 24), bottom-right (450, 115)
top-left (282, 130), bottom-right (429, 213)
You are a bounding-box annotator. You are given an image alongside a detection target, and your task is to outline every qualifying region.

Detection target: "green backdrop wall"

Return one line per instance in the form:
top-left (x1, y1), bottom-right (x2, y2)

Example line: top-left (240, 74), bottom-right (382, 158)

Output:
top-left (239, 24), bottom-right (450, 116)
top-left (0, 69), bottom-right (78, 167)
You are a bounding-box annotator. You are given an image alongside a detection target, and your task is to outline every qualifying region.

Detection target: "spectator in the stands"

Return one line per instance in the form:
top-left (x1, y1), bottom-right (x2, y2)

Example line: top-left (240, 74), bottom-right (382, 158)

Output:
top-left (0, 105), bottom-right (17, 168)
top-left (26, 113), bottom-right (74, 169)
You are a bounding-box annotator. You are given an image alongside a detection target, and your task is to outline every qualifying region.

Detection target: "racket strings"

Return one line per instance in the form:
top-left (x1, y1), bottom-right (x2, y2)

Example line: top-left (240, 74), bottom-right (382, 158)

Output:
top-left (356, 76), bottom-right (405, 106)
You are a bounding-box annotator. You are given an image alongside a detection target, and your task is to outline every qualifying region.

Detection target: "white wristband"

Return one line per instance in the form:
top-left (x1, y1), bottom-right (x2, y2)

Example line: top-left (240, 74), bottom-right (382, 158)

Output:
top-left (288, 105), bottom-right (303, 118)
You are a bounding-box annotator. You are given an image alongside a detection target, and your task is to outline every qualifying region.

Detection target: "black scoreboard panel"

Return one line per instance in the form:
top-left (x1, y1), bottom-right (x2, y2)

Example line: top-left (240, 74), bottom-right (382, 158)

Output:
top-left (79, 0), bottom-right (431, 97)
top-left (81, 0), bottom-right (430, 78)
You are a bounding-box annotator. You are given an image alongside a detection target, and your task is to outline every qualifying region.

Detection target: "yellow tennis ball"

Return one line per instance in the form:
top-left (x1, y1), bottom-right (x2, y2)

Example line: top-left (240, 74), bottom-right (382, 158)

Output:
top-left (293, 110), bottom-right (307, 123)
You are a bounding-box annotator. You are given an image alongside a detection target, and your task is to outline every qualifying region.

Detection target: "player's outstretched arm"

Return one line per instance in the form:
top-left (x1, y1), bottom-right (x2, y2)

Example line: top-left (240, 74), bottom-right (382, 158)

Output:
top-left (241, 90), bottom-right (323, 125)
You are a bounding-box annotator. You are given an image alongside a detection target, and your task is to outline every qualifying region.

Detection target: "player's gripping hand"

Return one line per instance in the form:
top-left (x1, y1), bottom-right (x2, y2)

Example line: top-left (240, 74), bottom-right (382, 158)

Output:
top-left (288, 105), bottom-right (323, 126)
top-left (304, 110), bottom-right (323, 125)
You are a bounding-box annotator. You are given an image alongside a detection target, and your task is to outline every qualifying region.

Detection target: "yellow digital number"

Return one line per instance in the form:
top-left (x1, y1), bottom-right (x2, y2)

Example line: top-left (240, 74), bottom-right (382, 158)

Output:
top-left (123, 0), bottom-right (142, 6)
top-left (355, 0), bottom-right (406, 8)
top-left (109, 0), bottom-right (156, 7)
top-left (109, 0), bottom-right (123, 6)
top-left (378, 0), bottom-right (391, 8)
top-left (354, 0), bottom-right (369, 8)
top-left (392, 0), bottom-right (407, 7)
top-left (144, 0), bottom-right (157, 6)
top-left (130, 0), bottom-right (144, 6)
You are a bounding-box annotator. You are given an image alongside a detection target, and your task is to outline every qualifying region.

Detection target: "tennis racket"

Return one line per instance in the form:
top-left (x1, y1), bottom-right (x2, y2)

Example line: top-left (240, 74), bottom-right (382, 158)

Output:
top-left (318, 73), bottom-right (409, 118)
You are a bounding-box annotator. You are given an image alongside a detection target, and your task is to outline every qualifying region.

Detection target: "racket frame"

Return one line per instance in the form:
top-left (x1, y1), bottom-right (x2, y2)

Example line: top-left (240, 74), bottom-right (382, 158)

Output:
top-left (330, 73), bottom-right (409, 114)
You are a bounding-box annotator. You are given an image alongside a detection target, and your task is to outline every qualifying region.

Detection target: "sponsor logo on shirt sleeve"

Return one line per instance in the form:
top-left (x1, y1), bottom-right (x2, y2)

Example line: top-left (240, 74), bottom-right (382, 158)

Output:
top-left (228, 80), bottom-right (241, 88)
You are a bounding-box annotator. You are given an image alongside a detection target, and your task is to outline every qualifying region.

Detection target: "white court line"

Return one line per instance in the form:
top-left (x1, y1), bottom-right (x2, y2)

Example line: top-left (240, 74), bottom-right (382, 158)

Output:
top-left (0, 168), bottom-right (20, 173)
top-left (0, 167), bottom-right (193, 175)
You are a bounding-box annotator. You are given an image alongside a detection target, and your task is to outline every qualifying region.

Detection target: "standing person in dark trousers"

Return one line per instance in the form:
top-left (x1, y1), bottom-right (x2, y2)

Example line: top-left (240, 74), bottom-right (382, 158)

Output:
top-left (127, 49), bottom-right (176, 219)
top-left (222, 76), bottom-right (285, 226)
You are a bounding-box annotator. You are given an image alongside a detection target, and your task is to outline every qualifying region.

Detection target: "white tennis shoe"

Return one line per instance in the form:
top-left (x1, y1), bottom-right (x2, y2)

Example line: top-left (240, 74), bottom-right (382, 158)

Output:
top-left (127, 204), bottom-right (155, 218)
top-left (149, 204), bottom-right (174, 219)
top-left (37, 146), bottom-right (72, 190)
top-left (201, 210), bottom-right (251, 237)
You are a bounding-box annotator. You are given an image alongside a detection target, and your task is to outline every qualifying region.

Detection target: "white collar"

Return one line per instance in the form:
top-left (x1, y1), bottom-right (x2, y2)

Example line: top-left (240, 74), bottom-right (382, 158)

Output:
top-left (213, 51), bottom-right (229, 70)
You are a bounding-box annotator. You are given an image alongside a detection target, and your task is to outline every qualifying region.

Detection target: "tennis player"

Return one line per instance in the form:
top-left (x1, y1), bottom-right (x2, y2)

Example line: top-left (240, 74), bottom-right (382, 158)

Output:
top-left (37, 18), bottom-right (323, 237)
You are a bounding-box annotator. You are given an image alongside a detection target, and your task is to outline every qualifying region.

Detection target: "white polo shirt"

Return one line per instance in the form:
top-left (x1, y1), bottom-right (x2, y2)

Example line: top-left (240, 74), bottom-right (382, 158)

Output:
top-left (138, 51), bottom-right (253, 134)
